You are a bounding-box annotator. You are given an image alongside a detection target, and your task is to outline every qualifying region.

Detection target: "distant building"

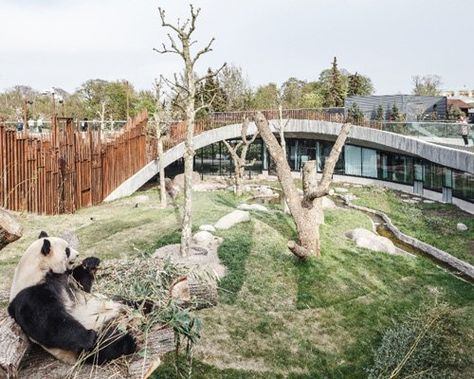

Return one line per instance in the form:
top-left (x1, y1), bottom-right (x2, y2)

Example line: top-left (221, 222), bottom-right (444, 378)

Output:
top-left (344, 95), bottom-right (447, 121)
top-left (441, 89), bottom-right (474, 98)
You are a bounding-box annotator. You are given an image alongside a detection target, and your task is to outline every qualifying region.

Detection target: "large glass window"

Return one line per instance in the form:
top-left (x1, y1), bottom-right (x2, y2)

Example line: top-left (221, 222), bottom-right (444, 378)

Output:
top-left (423, 162), bottom-right (443, 192)
top-left (362, 148), bottom-right (377, 178)
top-left (453, 171), bottom-right (474, 202)
top-left (344, 145), bottom-right (362, 176)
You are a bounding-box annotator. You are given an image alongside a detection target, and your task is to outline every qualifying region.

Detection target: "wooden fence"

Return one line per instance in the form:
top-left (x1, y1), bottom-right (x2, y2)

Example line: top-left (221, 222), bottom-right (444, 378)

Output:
top-left (0, 110), bottom-right (156, 215)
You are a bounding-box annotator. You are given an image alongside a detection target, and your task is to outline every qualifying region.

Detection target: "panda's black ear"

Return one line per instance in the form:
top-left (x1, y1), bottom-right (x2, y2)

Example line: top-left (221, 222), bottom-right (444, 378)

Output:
top-left (41, 239), bottom-right (51, 256)
top-left (38, 231), bottom-right (48, 239)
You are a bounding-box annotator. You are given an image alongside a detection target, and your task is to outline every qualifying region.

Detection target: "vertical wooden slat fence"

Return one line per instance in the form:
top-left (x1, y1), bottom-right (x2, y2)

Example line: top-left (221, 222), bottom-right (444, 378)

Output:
top-left (0, 110), bottom-right (154, 215)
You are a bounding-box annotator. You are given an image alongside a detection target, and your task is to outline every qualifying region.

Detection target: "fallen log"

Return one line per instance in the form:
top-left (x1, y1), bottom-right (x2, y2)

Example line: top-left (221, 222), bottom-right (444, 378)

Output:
top-left (0, 209), bottom-right (22, 251)
top-left (16, 325), bottom-right (175, 379)
top-left (0, 310), bottom-right (30, 379)
top-left (170, 276), bottom-right (218, 310)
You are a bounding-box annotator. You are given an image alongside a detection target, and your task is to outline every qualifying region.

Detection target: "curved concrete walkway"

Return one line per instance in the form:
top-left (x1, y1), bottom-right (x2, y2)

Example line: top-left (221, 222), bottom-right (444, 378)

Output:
top-left (104, 119), bottom-right (474, 201)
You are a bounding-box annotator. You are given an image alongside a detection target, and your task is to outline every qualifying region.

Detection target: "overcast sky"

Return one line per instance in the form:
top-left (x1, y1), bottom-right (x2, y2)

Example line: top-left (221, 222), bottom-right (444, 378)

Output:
top-left (1, 0), bottom-right (473, 94)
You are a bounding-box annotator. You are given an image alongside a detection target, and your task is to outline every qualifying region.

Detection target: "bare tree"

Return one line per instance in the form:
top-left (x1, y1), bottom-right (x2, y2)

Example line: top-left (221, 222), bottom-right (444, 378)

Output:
top-left (153, 80), bottom-right (171, 208)
top-left (272, 104), bottom-right (289, 160)
top-left (254, 112), bottom-right (351, 259)
top-left (155, 5), bottom-right (225, 257)
top-left (222, 118), bottom-right (258, 196)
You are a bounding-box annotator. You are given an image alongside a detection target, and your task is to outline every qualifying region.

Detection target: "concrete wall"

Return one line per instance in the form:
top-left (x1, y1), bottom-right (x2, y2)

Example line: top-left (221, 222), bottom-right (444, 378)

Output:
top-left (104, 119), bottom-right (474, 202)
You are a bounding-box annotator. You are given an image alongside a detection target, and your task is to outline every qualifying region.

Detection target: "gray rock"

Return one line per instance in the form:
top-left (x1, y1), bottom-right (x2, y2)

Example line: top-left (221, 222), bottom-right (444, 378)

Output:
top-left (322, 196), bottom-right (336, 209)
top-left (402, 199), bottom-right (419, 204)
top-left (334, 187), bottom-right (349, 193)
top-left (457, 223), bottom-right (468, 232)
top-left (328, 189), bottom-right (335, 196)
top-left (215, 210), bottom-right (250, 230)
top-left (173, 172), bottom-right (201, 189)
top-left (423, 200), bottom-right (436, 204)
top-left (344, 193), bottom-right (358, 202)
top-left (238, 203), bottom-right (269, 212)
top-left (199, 224), bottom-right (216, 232)
top-left (192, 231), bottom-right (218, 248)
top-left (345, 228), bottom-right (397, 255)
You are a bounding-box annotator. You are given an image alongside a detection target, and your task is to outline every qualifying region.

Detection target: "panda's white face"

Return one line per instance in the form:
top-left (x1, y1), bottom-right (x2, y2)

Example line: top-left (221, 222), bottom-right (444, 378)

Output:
top-left (38, 236), bottom-right (80, 274)
top-left (9, 234), bottom-right (80, 300)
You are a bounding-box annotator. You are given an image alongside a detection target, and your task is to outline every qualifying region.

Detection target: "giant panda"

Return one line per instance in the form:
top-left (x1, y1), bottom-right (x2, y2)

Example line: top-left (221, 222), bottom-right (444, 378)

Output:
top-left (8, 231), bottom-right (137, 365)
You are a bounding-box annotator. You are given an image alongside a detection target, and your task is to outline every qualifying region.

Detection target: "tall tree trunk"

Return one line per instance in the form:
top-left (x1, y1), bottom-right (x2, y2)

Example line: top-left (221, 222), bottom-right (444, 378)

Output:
top-left (156, 122), bottom-right (167, 208)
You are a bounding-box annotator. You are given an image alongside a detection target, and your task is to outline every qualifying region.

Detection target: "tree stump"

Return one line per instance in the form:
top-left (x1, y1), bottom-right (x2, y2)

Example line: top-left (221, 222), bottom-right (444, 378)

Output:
top-left (170, 276), bottom-right (218, 310)
top-left (0, 310), bottom-right (30, 379)
top-left (0, 209), bottom-right (22, 251)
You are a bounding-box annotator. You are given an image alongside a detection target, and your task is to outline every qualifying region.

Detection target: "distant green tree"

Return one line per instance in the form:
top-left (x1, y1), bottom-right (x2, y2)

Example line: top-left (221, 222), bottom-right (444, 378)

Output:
top-left (281, 77), bottom-right (306, 108)
top-left (251, 83), bottom-right (279, 109)
top-left (218, 64), bottom-right (251, 111)
top-left (375, 104), bottom-right (385, 121)
top-left (390, 103), bottom-right (406, 121)
top-left (447, 105), bottom-right (465, 121)
top-left (347, 72), bottom-right (374, 96)
top-left (196, 68), bottom-right (227, 117)
top-left (322, 57), bottom-right (346, 107)
top-left (412, 75), bottom-right (442, 96)
top-left (347, 102), bottom-right (365, 123)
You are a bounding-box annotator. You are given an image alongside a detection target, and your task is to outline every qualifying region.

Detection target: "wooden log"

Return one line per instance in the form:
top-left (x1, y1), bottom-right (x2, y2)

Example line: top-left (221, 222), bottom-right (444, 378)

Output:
top-left (0, 209), bottom-right (22, 251)
top-left (170, 276), bottom-right (218, 310)
top-left (0, 310), bottom-right (30, 379)
top-left (17, 326), bottom-right (175, 379)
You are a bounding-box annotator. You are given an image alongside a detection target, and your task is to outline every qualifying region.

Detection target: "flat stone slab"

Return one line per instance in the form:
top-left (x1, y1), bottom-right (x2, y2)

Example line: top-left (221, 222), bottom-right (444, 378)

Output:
top-left (214, 210), bottom-right (250, 230)
top-left (334, 187), bottom-right (349, 193)
top-left (457, 223), bottom-right (468, 232)
top-left (238, 203), bottom-right (269, 212)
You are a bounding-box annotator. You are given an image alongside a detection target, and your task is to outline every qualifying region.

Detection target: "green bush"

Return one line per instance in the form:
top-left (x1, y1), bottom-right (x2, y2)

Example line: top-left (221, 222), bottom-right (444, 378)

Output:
top-left (367, 304), bottom-right (467, 379)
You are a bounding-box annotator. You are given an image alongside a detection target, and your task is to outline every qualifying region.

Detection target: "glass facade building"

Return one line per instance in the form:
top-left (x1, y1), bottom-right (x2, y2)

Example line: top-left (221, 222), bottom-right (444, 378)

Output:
top-left (193, 137), bottom-right (474, 204)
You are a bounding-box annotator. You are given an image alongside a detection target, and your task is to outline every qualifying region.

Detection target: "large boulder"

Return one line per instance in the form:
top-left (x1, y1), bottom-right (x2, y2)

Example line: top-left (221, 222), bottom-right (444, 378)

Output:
top-left (345, 228), bottom-right (397, 255)
top-left (237, 203), bottom-right (269, 212)
top-left (173, 172), bottom-right (201, 189)
top-left (214, 210), bottom-right (250, 230)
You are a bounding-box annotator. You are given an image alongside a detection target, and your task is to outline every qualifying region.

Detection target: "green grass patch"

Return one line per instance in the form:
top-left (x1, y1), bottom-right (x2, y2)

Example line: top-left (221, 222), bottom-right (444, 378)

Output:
top-left (216, 221), bottom-right (254, 304)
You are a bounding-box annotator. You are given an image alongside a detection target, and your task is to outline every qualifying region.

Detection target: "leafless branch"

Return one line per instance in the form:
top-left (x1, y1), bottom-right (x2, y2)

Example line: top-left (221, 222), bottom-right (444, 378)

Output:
top-left (305, 123), bottom-right (352, 201)
top-left (196, 63), bottom-right (227, 84)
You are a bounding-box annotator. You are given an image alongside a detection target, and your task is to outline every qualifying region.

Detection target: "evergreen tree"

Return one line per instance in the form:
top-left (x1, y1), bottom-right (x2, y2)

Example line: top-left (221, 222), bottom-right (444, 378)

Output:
top-left (348, 102), bottom-right (364, 123)
top-left (375, 104), bottom-right (385, 121)
top-left (390, 103), bottom-right (406, 122)
top-left (325, 57), bottom-right (346, 107)
top-left (196, 68), bottom-right (228, 117)
top-left (347, 72), bottom-right (374, 97)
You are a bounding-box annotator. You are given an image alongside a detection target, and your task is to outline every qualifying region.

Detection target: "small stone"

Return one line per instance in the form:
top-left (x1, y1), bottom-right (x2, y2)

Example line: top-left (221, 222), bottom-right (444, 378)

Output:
top-left (343, 183), bottom-right (351, 187)
top-left (402, 199), bottom-right (418, 204)
top-left (353, 184), bottom-right (363, 188)
top-left (199, 224), bottom-right (216, 232)
top-left (215, 210), bottom-right (250, 230)
top-left (192, 231), bottom-right (215, 245)
top-left (344, 193), bottom-right (357, 202)
top-left (400, 194), bottom-right (410, 198)
top-left (334, 187), bottom-right (349, 193)
top-left (423, 200), bottom-right (435, 204)
top-left (457, 223), bottom-right (468, 232)
top-left (238, 203), bottom-right (269, 212)
top-left (328, 189), bottom-right (335, 196)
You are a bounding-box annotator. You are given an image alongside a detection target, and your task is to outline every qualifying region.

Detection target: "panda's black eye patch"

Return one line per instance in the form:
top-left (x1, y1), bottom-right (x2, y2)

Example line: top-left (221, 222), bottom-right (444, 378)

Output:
top-left (65, 247), bottom-right (71, 258)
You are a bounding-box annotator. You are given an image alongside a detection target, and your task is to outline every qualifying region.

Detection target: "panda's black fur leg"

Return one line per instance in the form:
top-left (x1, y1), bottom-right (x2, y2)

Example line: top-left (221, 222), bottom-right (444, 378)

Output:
top-left (72, 257), bottom-right (101, 293)
top-left (8, 277), bottom-right (97, 353)
top-left (86, 330), bottom-right (136, 365)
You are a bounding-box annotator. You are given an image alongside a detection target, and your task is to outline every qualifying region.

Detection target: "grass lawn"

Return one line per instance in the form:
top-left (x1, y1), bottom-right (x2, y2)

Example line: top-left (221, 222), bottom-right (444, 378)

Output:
top-left (1, 187), bottom-right (472, 378)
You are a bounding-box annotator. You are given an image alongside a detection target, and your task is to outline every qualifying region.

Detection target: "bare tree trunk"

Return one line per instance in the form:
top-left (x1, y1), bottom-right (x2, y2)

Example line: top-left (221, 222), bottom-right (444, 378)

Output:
top-left (156, 5), bottom-right (225, 257)
top-left (155, 121), bottom-right (167, 208)
top-left (222, 118), bottom-right (258, 196)
top-left (255, 112), bottom-right (351, 259)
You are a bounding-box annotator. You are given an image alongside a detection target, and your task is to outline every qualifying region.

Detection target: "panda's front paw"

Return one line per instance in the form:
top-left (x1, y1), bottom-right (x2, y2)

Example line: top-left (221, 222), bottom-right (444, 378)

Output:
top-left (82, 329), bottom-right (97, 351)
top-left (82, 257), bottom-right (101, 271)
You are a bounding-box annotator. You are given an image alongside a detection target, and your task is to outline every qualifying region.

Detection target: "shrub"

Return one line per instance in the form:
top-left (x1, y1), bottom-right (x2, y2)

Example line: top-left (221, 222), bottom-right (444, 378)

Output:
top-left (367, 304), bottom-right (467, 379)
